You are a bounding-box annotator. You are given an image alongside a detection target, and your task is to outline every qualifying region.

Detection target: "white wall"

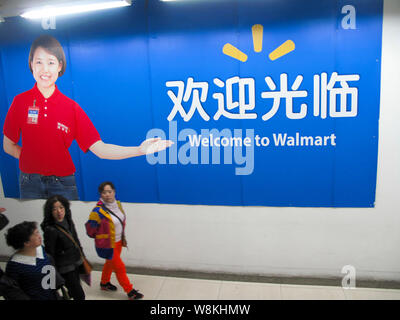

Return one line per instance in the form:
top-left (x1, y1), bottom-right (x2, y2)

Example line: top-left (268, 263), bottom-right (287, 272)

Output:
top-left (1, 0), bottom-right (399, 282)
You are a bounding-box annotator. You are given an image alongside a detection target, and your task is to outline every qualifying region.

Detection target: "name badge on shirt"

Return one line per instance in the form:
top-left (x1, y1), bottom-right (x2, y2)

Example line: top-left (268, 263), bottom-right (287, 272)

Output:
top-left (27, 100), bottom-right (39, 124)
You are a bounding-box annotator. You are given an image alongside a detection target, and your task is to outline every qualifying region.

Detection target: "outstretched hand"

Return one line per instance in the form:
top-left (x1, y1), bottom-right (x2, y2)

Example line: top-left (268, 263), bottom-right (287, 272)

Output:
top-left (139, 138), bottom-right (174, 155)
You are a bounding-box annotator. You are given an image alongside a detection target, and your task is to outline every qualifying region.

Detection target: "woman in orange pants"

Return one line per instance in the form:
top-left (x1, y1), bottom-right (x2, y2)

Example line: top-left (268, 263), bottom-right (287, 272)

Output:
top-left (86, 181), bottom-right (143, 300)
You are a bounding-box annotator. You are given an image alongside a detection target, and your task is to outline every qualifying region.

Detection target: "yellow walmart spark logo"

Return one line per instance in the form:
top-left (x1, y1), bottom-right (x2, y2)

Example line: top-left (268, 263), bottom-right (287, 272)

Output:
top-left (223, 24), bottom-right (295, 62)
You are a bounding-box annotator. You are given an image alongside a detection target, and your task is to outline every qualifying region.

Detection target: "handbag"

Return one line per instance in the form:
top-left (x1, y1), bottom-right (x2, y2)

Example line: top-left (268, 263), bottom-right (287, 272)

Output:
top-left (81, 256), bottom-right (93, 275)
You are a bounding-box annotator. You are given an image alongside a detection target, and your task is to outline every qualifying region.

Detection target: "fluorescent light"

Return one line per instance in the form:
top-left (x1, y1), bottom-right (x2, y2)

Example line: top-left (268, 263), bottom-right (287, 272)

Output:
top-left (21, 0), bottom-right (132, 19)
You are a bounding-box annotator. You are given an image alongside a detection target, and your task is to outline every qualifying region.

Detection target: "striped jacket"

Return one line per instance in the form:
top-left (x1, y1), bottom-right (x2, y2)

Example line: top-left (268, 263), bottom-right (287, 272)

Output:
top-left (85, 200), bottom-right (126, 260)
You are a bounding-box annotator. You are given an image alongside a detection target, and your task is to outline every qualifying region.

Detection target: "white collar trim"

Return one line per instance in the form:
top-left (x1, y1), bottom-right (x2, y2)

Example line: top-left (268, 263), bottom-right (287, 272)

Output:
top-left (11, 246), bottom-right (45, 266)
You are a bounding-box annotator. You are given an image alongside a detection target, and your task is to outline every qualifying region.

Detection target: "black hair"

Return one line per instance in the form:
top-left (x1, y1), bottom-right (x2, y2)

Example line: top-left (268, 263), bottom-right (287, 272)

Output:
top-left (41, 195), bottom-right (73, 231)
top-left (98, 181), bottom-right (116, 194)
top-left (5, 221), bottom-right (38, 250)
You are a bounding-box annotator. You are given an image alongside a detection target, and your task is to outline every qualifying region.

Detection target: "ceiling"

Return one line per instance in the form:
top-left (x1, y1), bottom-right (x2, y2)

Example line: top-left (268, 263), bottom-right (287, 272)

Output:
top-left (0, 0), bottom-right (119, 18)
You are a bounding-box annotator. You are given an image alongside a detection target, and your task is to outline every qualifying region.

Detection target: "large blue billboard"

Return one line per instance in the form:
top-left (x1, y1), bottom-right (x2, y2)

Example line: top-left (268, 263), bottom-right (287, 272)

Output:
top-left (0, 0), bottom-right (383, 207)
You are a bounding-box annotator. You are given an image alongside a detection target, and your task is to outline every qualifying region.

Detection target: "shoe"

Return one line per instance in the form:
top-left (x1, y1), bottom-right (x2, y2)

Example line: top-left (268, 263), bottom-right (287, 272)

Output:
top-left (127, 288), bottom-right (144, 300)
top-left (100, 282), bottom-right (118, 291)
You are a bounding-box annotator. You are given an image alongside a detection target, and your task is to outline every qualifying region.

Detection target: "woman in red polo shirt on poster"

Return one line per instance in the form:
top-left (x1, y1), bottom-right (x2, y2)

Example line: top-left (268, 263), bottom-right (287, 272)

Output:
top-left (2, 35), bottom-right (172, 200)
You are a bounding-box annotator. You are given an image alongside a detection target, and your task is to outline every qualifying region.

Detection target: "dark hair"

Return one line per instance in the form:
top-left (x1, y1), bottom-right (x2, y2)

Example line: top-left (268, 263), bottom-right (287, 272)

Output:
top-left (5, 221), bottom-right (38, 250)
top-left (98, 181), bottom-right (116, 194)
top-left (41, 195), bottom-right (73, 231)
top-left (28, 34), bottom-right (66, 77)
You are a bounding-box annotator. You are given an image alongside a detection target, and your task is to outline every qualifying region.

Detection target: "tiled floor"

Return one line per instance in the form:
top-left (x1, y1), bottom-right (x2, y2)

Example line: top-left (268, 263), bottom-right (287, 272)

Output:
top-left (84, 272), bottom-right (400, 300)
top-left (1, 262), bottom-right (400, 300)
top-left (62, 270), bottom-right (400, 300)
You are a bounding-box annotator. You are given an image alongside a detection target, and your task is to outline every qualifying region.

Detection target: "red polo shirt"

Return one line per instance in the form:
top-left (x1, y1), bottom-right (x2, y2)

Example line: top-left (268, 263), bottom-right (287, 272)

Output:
top-left (3, 84), bottom-right (101, 176)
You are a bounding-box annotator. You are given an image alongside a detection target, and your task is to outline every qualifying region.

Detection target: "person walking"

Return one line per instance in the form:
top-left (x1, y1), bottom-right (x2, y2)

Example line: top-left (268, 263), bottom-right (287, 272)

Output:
top-left (86, 181), bottom-right (143, 300)
top-left (41, 195), bottom-right (86, 300)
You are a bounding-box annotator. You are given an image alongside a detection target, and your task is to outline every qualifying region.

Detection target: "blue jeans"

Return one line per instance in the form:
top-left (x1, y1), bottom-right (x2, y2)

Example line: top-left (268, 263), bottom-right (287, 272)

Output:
top-left (19, 172), bottom-right (79, 200)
